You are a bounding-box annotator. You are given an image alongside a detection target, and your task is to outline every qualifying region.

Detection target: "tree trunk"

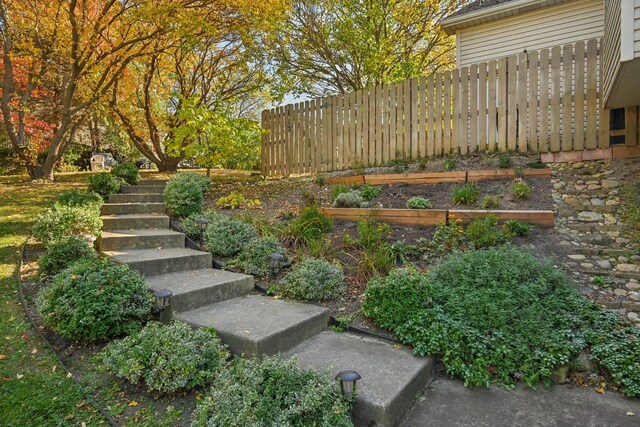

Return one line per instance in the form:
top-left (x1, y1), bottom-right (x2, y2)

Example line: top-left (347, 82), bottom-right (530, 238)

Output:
top-left (155, 156), bottom-right (181, 172)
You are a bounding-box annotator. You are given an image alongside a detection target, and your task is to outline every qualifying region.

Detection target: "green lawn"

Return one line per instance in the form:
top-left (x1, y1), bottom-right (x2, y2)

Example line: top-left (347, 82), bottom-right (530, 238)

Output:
top-left (0, 173), bottom-right (106, 426)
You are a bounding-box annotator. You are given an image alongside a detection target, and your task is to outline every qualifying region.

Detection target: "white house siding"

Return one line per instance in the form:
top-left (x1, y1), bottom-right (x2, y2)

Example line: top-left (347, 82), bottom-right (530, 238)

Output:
top-left (635, 0), bottom-right (640, 57)
top-left (458, 0), bottom-right (604, 67)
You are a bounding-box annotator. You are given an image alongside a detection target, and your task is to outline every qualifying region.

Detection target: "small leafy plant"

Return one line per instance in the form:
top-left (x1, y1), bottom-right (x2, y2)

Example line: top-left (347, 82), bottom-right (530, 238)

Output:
top-left (359, 184), bottom-right (382, 201)
top-left (37, 258), bottom-right (153, 342)
top-left (497, 154), bottom-right (512, 168)
top-left (234, 236), bottom-right (291, 276)
top-left (452, 183), bottom-right (478, 205)
top-left (465, 214), bottom-right (508, 249)
top-left (503, 219), bottom-right (532, 237)
top-left (480, 195), bottom-right (500, 209)
top-left (216, 193), bottom-right (261, 209)
top-left (331, 184), bottom-right (350, 201)
top-left (512, 178), bottom-right (532, 199)
top-left (101, 321), bottom-right (228, 394)
top-left (387, 158), bottom-right (409, 173)
top-left (443, 159), bottom-right (456, 171)
top-left (280, 257), bottom-right (345, 301)
top-left (191, 356), bottom-right (353, 426)
top-left (39, 235), bottom-right (98, 279)
top-left (88, 172), bottom-right (122, 200)
top-left (332, 191), bottom-right (367, 208)
top-left (111, 162), bottom-right (140, 185)
top-left (407, 196), bottom-right (432, 209)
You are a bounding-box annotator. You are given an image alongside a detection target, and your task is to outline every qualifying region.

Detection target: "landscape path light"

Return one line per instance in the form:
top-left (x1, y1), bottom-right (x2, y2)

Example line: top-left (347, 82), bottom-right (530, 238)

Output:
top-left (269, 252), bottom-right (285, 280)
top-left (153, 289), bottom-right (173, 325)
top-left (335, 370), bottom-right (361, 400)
top-left (198, 217), bottom-right (209, 245)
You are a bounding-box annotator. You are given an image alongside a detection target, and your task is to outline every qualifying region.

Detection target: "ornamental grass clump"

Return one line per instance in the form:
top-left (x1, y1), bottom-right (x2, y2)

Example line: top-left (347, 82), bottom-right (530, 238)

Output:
top-left (101, 321), bottom-right (228, 394)
top-left (452, 183), bottom-right (478, 205)
top-left (286, 205), bottom-right (333, 247)
top-left (280, 257), bottom-right (344, 301)
top-left (38, 235), bottom-right (98, 279)
top-left (362, 245), bottom-right (640, 395)
top-left (37, 258), bottom-right (153, 342)
top-left (192, 356), bottom-right (353, 427)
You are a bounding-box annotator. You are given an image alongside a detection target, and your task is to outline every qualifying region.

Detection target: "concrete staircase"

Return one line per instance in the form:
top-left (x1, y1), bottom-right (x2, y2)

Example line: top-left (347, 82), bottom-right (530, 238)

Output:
top-left (99, 179), bottom-right (434, 427)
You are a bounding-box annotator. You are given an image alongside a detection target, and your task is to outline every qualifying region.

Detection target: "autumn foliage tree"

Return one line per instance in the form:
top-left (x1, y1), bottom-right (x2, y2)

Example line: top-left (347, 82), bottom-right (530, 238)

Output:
top-left (262, 0), bottom-right (464, 97)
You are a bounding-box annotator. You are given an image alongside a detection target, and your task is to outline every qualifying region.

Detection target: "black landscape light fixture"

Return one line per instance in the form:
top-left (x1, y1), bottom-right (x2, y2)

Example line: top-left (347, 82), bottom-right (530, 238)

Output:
top-left (269, 252), bottom-right (285, 279)
top-left (153, 289), bottom-right (173, 324)
top-left (198, 217), bottom-right (209, 245)
top-left (335, 370), bottom-right (361, 399)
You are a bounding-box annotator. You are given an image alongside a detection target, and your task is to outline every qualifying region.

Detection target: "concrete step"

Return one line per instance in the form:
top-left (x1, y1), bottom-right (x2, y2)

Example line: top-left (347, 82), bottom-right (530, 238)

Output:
top-left (146, 269), bottom-right (254, 312)
top-left (138, 179), bottom-right (167, 187)
top-left (175, 295), bottom-right (330, 357)
top-left (98, 229), bottom-right (185, 251)
top-left (102, 214), bottom-right (169, 231)
top-left (101, 203), bottom-right (165, 215)
top-left (122, 185), bottom-right (165, 194)
top-left (104, 248), bottom-right (212, 276)
top-left (287, 331), bottom-right (435, 427)
top-left (109, 193), bottom-right (164, 204)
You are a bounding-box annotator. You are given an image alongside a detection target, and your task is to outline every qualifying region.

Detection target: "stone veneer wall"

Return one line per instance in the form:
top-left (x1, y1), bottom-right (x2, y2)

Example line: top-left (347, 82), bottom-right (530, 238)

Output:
top-left (551, 158), bottom-right (640, 324)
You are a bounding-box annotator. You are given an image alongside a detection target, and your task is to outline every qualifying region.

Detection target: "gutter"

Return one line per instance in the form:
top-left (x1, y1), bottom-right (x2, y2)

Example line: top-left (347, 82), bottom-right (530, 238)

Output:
top-left (441, 0), bottom-right (566, 35)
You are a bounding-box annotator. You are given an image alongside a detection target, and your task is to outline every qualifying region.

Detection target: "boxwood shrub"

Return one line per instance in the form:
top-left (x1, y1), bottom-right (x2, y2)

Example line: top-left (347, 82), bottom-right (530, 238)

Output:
top-left (191, 356), bottom-right (353, 427)
top-left (38, 235), bottom-right (98, 279)
top-left (37, 258), bottom-right (154, 342)
top-left (192, 212), bottom-right (259, 257)
top-left (88, 172), bottom-right (123, 200)
top-left (163, 172), bottom-right (212, 218)
top-left (234, 236), bottom-right (291, 276)
top-left (101, 321), bottom-right (228, 394)
top-left (111, 162), bottom-right (140, 185)
top-left (280, 257), bottom-right (344, 301)
top-left (32, 205), bottom-right (102, 245)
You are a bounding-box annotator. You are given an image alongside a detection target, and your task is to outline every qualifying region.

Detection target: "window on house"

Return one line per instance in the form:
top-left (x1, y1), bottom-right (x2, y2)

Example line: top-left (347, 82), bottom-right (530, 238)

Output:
top-left (609, 108), bottom-right (625, 145)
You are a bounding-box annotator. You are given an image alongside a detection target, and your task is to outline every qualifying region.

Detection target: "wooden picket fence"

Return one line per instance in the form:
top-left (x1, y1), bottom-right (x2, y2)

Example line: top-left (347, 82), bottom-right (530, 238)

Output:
top-left (261, 38), bottom-right (606, 177)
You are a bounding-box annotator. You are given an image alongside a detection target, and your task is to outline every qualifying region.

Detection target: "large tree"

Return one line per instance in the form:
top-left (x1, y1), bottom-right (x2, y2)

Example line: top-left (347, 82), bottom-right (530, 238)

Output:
top-left (263, 0), bottom-right (464, 97)
top-left (0, 0), bottom-right (200, 180)
top-left (110, 2), bottom-right (274, 171)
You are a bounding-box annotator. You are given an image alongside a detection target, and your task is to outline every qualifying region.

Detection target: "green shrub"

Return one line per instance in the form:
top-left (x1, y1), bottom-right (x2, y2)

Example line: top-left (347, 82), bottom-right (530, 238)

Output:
top-left (38, 236), bottom-right (98, 279)
top-left (287, 205), bottom-right (333, 247)
top-left (234, 236), bottom-right (291, 276)
top-left (192, 356), bottom-right (353, 427)
top-left (32, 205), bottom-right (102, 245)
top-left (443, 159), bottom-right (456, 171)
top-left (407, 196), bottom-right (432, 209)
top-left (511, 178), bottom-right (531, 199)
top-left (101, 321), bottom-right (228, 394)
top-left (363, 245), bottom-right (640, 394)
top-left (37, 258), bottom-right (153, 342)
top-left (111, 162), bottom-right (140, 185)
top-left (503, 220), bottom-right (532, 237)
top-left (480, 195), bottom-right (500, 209)
top-left (198, 212), bottom-right (259, 257)
top-left (88, 172), bottom-right (122, 200)
top-left (56, 189), bottom-right (103, 210)
top-left (164, 173), bottom-right (212, 217)
top-left (359, 184), bottom-right (382, 201)
top-left (363, 267), bottom-right (430, 331)
top-left (280, 258), bottom-right (344, 301)
top-left (452, 183), bottom-right (478, 205)
top-left (331, 184), bottom-right (350, 201)
top-left (465, 214), bottom-right (508, 249)
top-left (497, 154), bottom-right (512, 168)
top-left (332, 191), bottom-right (366, 208)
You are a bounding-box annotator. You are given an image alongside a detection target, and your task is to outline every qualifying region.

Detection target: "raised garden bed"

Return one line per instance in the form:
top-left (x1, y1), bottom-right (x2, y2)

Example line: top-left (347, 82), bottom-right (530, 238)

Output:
top-left (321, 207), bottom-right (555, 228)
top-left (327, 168), bottom-right (551, 186)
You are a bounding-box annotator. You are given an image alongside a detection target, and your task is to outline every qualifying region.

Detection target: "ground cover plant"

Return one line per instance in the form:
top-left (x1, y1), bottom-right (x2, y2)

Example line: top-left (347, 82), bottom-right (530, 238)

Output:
top-left (38, 235), bottom-right (98, 279)
top-left (199, 212), bottom-right (259, 257)
top-left (216, 193), bottom-right (261, 209)
top-left (406, 196), bottom-right (432, 209)
top-left (362, 245), bottom-right (640, 395)
top-left (37, 258), bottom-right (154, 342)
top-left (332, 190), bottom-right (367, 208)
top-left (191, 355), bottom-right (353, 427)
top-left (111, 162), bottom-right (140, 185)
top-left (164, 172), bottom-right (212, 217)
top-left (279, 257), bottom-right (345, 301)
top-left (102, 321), bottom-right (229, 394)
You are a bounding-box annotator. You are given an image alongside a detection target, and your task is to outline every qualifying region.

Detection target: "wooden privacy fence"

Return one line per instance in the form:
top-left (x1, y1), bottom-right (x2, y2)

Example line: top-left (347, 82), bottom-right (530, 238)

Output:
top-left (261, 38), bottom-right (605, 177)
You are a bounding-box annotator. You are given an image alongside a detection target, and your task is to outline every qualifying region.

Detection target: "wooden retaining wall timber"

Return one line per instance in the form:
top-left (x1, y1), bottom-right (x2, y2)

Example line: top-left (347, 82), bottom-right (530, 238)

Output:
top-left (326, 168), bottom-right (551, 186)
top-left (320, 207), bottom-right (555, 228)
